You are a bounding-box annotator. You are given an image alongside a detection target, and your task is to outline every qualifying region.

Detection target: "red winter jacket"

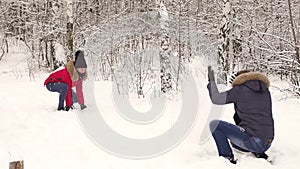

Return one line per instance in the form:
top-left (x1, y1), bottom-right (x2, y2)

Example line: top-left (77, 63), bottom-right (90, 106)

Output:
top-left (44, 64), bottom-right (73, 106)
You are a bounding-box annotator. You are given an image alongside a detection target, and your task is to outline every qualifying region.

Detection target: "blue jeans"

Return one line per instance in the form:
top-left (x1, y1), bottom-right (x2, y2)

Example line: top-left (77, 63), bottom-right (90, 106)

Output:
top-left (209, 120), bottom-right (271, 158)
top-left (46, 82), bottom-right (68, 109)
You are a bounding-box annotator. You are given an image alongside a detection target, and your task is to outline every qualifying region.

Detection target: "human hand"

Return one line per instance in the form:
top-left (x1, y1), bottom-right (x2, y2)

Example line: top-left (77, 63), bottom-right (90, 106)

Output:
top-left (208, 66), bottom-right (215, 81)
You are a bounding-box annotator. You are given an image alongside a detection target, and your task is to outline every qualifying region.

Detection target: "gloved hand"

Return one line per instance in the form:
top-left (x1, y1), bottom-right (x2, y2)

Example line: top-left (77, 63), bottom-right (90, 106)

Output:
top-left (80, 104), bottom-right (87, 110)
top-left (208, 66), bottom-right (215, 81)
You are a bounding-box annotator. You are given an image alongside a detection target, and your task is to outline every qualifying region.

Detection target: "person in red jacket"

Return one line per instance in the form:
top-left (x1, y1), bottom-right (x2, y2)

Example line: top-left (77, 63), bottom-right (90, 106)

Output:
top-left (44, 61), bottom-right (74, 111)
top-left (71, 50), bottom-right (88, 110)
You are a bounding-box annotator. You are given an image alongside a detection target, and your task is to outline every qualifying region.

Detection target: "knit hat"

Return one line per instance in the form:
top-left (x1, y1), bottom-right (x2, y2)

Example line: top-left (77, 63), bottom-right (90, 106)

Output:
top-left (74, 50), bottom-right (87, 68)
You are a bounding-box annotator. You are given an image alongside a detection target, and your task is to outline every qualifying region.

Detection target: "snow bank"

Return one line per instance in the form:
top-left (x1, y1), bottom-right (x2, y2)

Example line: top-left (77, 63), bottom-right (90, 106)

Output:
top-left (0, 55), bottom-right (300, 169)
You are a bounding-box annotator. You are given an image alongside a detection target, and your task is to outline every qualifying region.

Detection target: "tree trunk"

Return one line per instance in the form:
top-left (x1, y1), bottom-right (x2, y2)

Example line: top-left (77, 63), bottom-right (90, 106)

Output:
top-left (0, 48), bottom-right (4, 61)
top-left (4, 33), bottom-right (9, 53)
top-left (158, 1), bottom-right (172, 93)
top-left (287, 0), bottom-right (300, 95)
top-left (66, 0), bottom-right (74, 59)
top-left (176, 2), bottom-right (182, 91)
top-left (287, 0), bottom-right (300, 64)
top-left (50, 40), bottom-right (57, 69)
top-left (218, 0), bottom-right (232, 83)
top-left (66, 22), bottom-right (73, 58)
top-left (45, 39), bottom-right (50, 68)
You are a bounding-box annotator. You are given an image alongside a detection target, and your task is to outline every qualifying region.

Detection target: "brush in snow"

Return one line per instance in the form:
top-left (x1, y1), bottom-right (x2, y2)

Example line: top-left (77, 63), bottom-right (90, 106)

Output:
top-left (9, 160), bottom-right (24, 169)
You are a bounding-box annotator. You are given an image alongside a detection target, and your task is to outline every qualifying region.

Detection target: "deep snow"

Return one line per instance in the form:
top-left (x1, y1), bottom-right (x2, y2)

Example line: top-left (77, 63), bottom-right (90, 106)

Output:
top-left (0, 43), bottom-right (300, 169)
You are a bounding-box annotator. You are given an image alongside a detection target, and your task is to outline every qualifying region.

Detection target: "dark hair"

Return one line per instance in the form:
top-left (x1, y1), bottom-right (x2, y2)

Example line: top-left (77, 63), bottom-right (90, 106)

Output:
top-left (229, 70), bottom-right (251, 84)
top-left (236, 70), bottom-right (250, 76)
top-left (75, 50), bottom-right (82, 61)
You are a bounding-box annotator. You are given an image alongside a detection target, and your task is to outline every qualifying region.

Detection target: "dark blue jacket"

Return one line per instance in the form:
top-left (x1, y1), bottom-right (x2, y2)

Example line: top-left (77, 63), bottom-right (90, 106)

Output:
top-left (207, 72), bottom-right (274, 142)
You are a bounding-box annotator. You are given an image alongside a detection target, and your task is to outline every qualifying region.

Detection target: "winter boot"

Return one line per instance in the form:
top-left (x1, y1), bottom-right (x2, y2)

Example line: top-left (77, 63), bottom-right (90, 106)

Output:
top-left (252, 152), bottom-right (269, 159)
top-left (224, 156), bottom-right (237, 164)
top-left (57, 106), bottom-right (64, 111)
top-left (80, 104), bottom-right (87, 110)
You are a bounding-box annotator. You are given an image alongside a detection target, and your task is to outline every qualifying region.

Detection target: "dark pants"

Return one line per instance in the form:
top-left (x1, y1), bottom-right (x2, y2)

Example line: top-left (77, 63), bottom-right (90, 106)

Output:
top-left (46, 82), bottom-right (68, 109)
top-left (210, 120), bottom-right (271, 158)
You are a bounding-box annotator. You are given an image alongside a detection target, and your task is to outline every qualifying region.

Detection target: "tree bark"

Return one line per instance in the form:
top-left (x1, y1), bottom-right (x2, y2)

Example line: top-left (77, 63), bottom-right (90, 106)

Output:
top-left (287, 0), bottom-right (300, 64)
top-left (66, 22), bottom-right (73, 55)
top-left (176, 2), bottom-right (182, 91)
top-left (158, 1), bottom-right (172, 93)
top-left (218, 0), bottom-right (232, 83)
top-left (66, 0), bottom-right (74, 59)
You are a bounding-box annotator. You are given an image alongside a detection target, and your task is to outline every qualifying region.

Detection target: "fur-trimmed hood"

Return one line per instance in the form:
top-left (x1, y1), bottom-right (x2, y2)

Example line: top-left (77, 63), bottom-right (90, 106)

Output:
top-left (66, 60), bottom-right (88, 81)
top-left (232, 72), bottom-right (270, 92)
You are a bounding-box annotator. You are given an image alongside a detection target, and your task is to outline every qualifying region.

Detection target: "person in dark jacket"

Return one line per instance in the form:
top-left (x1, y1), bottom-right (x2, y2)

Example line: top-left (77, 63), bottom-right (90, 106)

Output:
top-left (71, 50), bottom-right (88, 110)
top-left (207, 66), bottom-right (274, 164)
top-left (44, 61), bottom-right (74, 111)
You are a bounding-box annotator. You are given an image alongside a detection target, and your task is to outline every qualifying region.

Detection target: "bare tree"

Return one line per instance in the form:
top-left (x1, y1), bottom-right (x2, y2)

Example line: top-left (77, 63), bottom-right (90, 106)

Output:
top-left (218, 0), bottom-right (232, 83)
top-left (66, 0), bottom-right (74, 59)
top-left (287, 0), bottom-right (300, 64)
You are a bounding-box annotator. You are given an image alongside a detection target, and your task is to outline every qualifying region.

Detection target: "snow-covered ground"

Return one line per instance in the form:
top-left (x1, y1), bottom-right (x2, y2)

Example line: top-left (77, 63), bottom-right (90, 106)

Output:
top-left (0, 46), bottom-right (300, 169)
